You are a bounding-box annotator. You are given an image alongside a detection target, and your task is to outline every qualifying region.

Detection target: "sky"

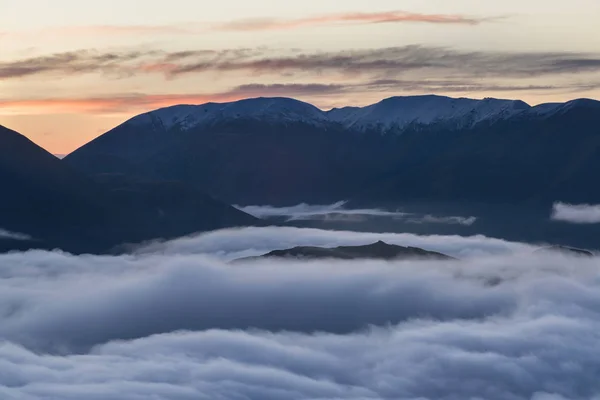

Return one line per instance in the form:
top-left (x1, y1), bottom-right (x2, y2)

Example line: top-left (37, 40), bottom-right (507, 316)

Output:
top-left (1, 0), bottom-right (600, 154)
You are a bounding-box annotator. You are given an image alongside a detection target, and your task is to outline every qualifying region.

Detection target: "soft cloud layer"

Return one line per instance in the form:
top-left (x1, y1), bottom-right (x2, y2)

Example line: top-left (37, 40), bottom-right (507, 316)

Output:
top-left (2, 46), bottom-right (599, 117)
top-left (237, 203), bottom-right (477, 226)
top-left (216, 10), bottom-right (485, 31)
top-left (3, 46), bottom-right (600, 81)
top-left (0, 81), bottom-right (566, 116)
top-left (4, 310), bottom-right (600, 400)
top-left (551, 202), bottom-right (600, 224)
top-left (133, 226), bottom-right (532, 260)
top-left (408, 214), bottom-right (478, 226)
top-left (236, 201), bottom-right (408, 221)
top-left (0, 229), bottom-right (31, 241)
top-left (0, 226), bottom-right (599, 399)
top-left (7, 10), bottom-right (486, 40)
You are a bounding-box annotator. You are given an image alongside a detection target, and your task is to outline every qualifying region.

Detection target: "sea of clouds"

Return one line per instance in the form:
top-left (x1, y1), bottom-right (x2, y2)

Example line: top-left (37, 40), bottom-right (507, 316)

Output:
top-left (1, 226), bottom-right (599, 399)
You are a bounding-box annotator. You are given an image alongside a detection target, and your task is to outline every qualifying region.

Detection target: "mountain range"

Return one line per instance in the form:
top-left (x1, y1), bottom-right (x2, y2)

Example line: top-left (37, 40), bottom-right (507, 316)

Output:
top-left (65, 95), bottom-right (600, 206)
top-left (2, 94), bottom-right (600, 253)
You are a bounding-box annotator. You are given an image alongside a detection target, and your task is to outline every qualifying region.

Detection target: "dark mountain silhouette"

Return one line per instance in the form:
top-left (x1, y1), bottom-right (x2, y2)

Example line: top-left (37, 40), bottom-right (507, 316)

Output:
top-left (90, 173), bottom-right (259, 246)
top-left (0, 125), bottom-right (259, 253)
top-left (64, 95), bottom-right (600, 208)
top-left (237, 240), bottom-right (454, 262)
top-left (64, 98), bottom-right (367, 205)
top-left (0, 124), bottom-right (107, 252)
top-left (356, 98), bottom-right (600, 206)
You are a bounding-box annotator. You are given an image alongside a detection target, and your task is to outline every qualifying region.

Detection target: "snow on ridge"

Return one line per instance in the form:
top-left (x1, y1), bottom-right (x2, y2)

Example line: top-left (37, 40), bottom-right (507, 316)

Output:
top-left (129, 97), bottom-right (328, 131)
top-left (525, 98), bottom-right (600, 118)
top-left (327, 95), bottom-right (531, 131)
top-left (527, 102), bottom-right (564, 116)
top-left (123, 95), bottom-right (600, 133)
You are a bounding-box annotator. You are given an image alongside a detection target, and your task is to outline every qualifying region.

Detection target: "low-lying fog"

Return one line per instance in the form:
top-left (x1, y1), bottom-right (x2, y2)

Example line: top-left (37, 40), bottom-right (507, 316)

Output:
top-left (1, 225), bottom-right (600, 399)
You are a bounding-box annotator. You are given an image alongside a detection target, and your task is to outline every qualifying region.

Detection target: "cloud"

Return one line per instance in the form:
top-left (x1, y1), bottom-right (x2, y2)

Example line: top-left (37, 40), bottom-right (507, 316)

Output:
top-left (2, 46), bottom-right (600, 116)
top-left (0, 49), bottom-right (156, 80)
top-left (0, 83), bottom-right (346, 115)
top-left (5, 10), bottom-right (487, 41)
top-left (3, 46), bottom-right (600, 82)
top-left (133, 227), bottom-right (532, 260)
top-left (237, 203), bottom-right (479, 226)
top-left (408, 215), bottom-right (478, 226)
top-left (0, 80), bottom-right (565, 116)
top-left (0, 229), bottom-right (31, 241)
top-left (0, 93), bottom-right (245, 115)
top-left (1, 227), bottom-right (600, 398)
top-left (2, 316), bottom-right (600, 399)
top-left (157, 46), bottom-right (600, 79)
top-left (216, 10), bottom-right (486, 31)
top-left (551, 202), bottom-right (600, 224)
top-left (236, 201), bottom-right (408, 221)
top-left (4, 79), bottom-right (596, 117)
top-left (0, 227), bottom-right (536, 351)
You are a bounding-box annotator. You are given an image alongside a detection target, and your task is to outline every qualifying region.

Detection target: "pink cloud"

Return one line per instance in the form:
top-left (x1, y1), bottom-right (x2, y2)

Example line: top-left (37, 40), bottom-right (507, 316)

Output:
top-left (2, 10), bottom-right (486, 40)
top-left (219, 11), bottom-right (483, 31)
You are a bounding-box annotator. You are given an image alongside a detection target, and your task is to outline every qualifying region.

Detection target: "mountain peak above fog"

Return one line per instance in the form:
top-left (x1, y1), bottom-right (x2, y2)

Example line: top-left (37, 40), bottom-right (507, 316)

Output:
top-left (327, 94), bottom-right (531, 131)
top-left (131, 96), bottom-right (328, 130)
top-left (117, 94), bottom-right (600, 135)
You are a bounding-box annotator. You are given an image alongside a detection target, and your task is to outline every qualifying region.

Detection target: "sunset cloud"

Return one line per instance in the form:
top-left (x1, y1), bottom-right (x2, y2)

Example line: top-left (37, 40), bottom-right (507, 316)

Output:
top-left (3, 10), bottom-right (487, 40)
top-left (0, 94), bottom-right (240, 115)
top-left (161, 46), bottom-right (600, 79)
top-left (0, 80), bottom-right (570, 116)
top-left (0, 49), bottom-right (155, 80)
top-left (3, 46), bottom-right (600, 83)
top-left (47, 24), bottom-right (193, 36)
top-left (216, 10), bottom-right (486, 31)
top-left (0, 84), bottom-right (344, 115)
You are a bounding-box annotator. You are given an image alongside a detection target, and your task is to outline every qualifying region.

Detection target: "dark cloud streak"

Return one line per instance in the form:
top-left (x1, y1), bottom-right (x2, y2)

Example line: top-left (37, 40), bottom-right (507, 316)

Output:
top-left (3, 46), bottom-right (600, 82)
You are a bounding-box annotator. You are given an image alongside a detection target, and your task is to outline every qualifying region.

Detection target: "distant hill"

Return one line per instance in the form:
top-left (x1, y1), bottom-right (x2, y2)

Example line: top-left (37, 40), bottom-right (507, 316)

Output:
top-left (0, 124), bottom-right (107, 251)
top-left (64, 95), bottom-right (600, 207)
top-left (0, 125), bottom-right (259, 253)
top-left (236, 241), bottom-right (454, 262)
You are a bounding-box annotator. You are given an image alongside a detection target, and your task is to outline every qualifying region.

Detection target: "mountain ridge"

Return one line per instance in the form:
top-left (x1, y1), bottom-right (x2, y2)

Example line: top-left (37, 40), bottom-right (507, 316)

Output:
top-left (64, 94), bottom-right (600, 207)
top-left (77, 94), bottom-right (600, 146)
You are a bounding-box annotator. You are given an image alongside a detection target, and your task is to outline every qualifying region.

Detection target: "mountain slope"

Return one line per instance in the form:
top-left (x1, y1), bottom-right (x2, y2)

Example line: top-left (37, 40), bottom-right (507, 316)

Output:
top-left (0, 125), bottom-right (106, 238)
top-left (0, 125), bottom-right (259, 253)
top-left (357, 98), bottom-right (600, 205)
top-left (65, 97), bottom-right (375, 205)
top-left (327, 95), bottom-right (530, 132)
top-left (64, 95), bottom-right (600, 207)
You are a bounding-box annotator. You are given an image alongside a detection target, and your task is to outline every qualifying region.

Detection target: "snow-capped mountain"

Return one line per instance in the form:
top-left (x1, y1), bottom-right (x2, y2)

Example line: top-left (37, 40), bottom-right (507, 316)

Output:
top-left (327, 95), bottom-right (531, 132)
top-left (130, 97), bottom-right (329, 131)
top-left (65, 94), bottom-right (600, 207)
top-left (122, 94), bottom-right (595, 135)
top-left (524, 98), bottom-right (600, 118)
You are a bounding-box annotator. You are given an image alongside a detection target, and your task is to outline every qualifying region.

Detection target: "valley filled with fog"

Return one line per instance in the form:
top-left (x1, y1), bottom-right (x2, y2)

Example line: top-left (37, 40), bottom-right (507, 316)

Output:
top-left (2, 223), bottom-right (600, 399)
